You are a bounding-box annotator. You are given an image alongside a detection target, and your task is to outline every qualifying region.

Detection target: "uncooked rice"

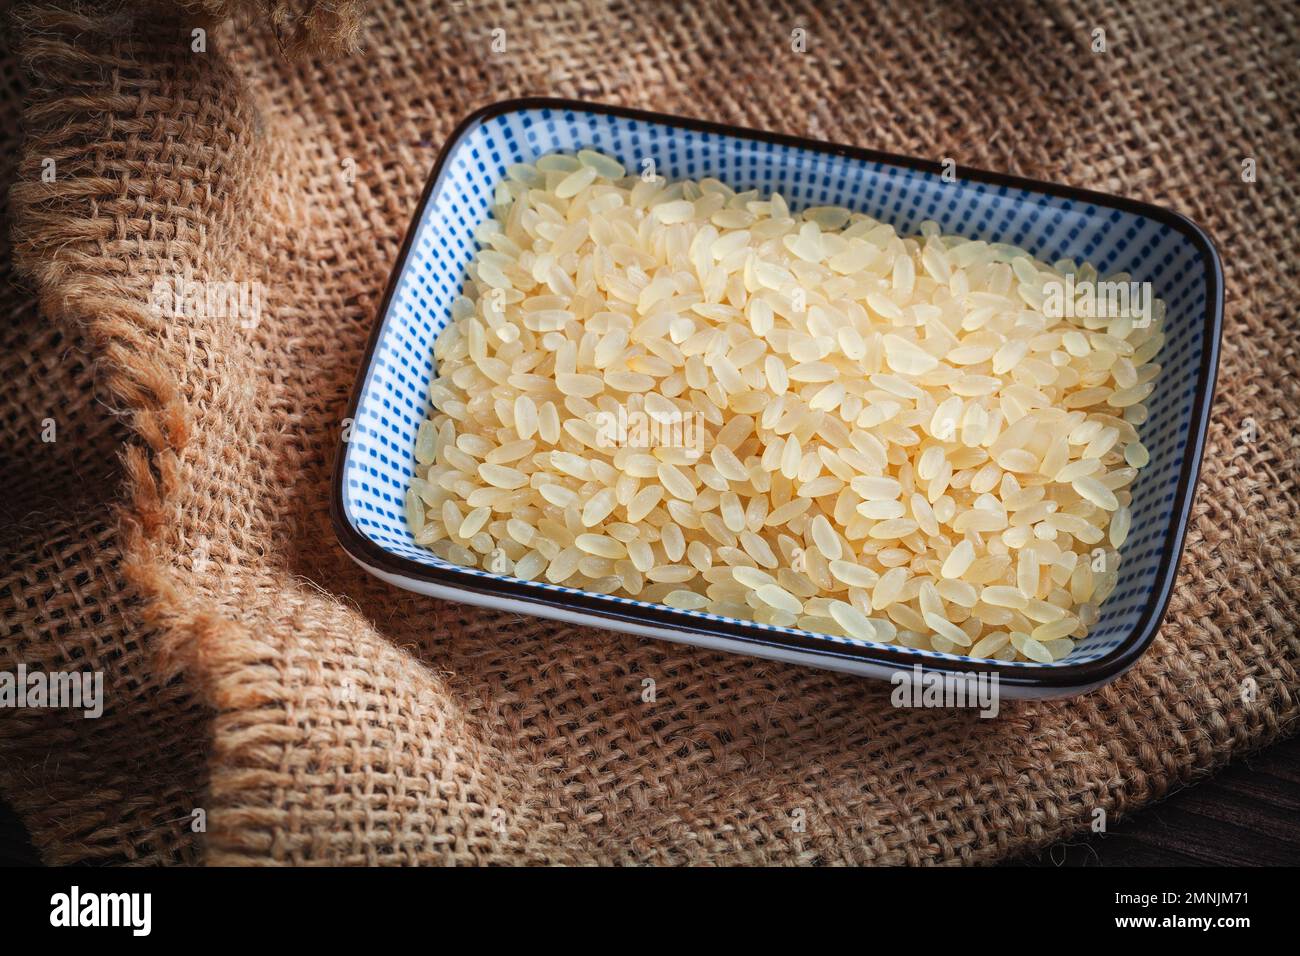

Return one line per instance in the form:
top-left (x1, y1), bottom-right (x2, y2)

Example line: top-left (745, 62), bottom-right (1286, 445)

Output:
top-left (406, 149), bottom-right (1164, 664)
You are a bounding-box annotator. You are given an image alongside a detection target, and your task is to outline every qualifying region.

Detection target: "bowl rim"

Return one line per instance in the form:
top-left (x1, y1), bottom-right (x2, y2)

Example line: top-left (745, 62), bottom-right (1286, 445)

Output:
top-left (329, 96), bottom-right (1224, 693)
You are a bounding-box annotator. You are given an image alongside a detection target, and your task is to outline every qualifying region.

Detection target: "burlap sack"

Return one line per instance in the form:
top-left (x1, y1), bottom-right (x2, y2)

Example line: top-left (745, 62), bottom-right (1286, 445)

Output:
top-left (1, 0), bottom-right (1296, 865)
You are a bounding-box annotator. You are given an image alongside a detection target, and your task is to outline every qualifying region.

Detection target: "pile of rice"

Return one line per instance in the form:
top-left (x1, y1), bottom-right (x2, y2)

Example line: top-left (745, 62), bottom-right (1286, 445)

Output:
top-left (404, 149), bottom-right (1164, 664)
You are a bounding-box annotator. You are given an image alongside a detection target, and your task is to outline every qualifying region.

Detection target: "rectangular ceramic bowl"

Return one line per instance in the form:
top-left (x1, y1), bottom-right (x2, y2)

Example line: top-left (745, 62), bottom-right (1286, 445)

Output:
top-left (331, 98), bottom-right (1223, 699)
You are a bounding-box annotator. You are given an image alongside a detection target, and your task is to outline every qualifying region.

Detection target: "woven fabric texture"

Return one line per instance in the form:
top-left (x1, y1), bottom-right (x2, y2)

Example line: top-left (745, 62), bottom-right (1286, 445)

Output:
top-left (2, 0), bottom-right (1297, 865)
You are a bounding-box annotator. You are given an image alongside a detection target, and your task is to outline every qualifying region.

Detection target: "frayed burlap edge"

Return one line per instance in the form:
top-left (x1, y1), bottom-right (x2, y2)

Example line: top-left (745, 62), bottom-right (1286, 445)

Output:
top-left (177, 0), bottom-right (366, 55)
top-left (4, 1), bottom-right (268, 862)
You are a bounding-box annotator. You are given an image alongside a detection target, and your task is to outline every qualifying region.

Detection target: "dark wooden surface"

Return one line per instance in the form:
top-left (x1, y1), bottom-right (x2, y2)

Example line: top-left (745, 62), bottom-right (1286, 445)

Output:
top-left (1010, 732), bottom-right (1300, 866)
top-left (0, 798), bottom-right (39, 867)
top-left (1, 733), bottom-right (1297, 866)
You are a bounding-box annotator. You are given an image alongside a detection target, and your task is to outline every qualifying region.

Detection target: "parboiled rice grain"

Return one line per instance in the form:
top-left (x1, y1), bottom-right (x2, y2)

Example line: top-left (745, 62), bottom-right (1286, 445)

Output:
top-left (409, 150), bottom-right (1165, 664)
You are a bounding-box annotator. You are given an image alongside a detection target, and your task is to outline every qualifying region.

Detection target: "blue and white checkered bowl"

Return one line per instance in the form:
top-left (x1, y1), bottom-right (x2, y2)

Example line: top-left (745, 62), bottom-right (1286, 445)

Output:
top-left (331, 98), bottom-right (1223, 699)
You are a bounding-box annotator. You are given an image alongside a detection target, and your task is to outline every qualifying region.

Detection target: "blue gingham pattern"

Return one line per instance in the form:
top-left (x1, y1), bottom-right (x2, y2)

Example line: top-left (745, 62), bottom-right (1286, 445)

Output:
top-left (341, 105), bottom-right (1212, 668)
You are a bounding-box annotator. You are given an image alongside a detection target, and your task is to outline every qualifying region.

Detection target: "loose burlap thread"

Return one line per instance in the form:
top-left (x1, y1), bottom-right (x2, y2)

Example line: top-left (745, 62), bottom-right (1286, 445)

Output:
top-left (1, 0), bottom-right (1297, 865)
